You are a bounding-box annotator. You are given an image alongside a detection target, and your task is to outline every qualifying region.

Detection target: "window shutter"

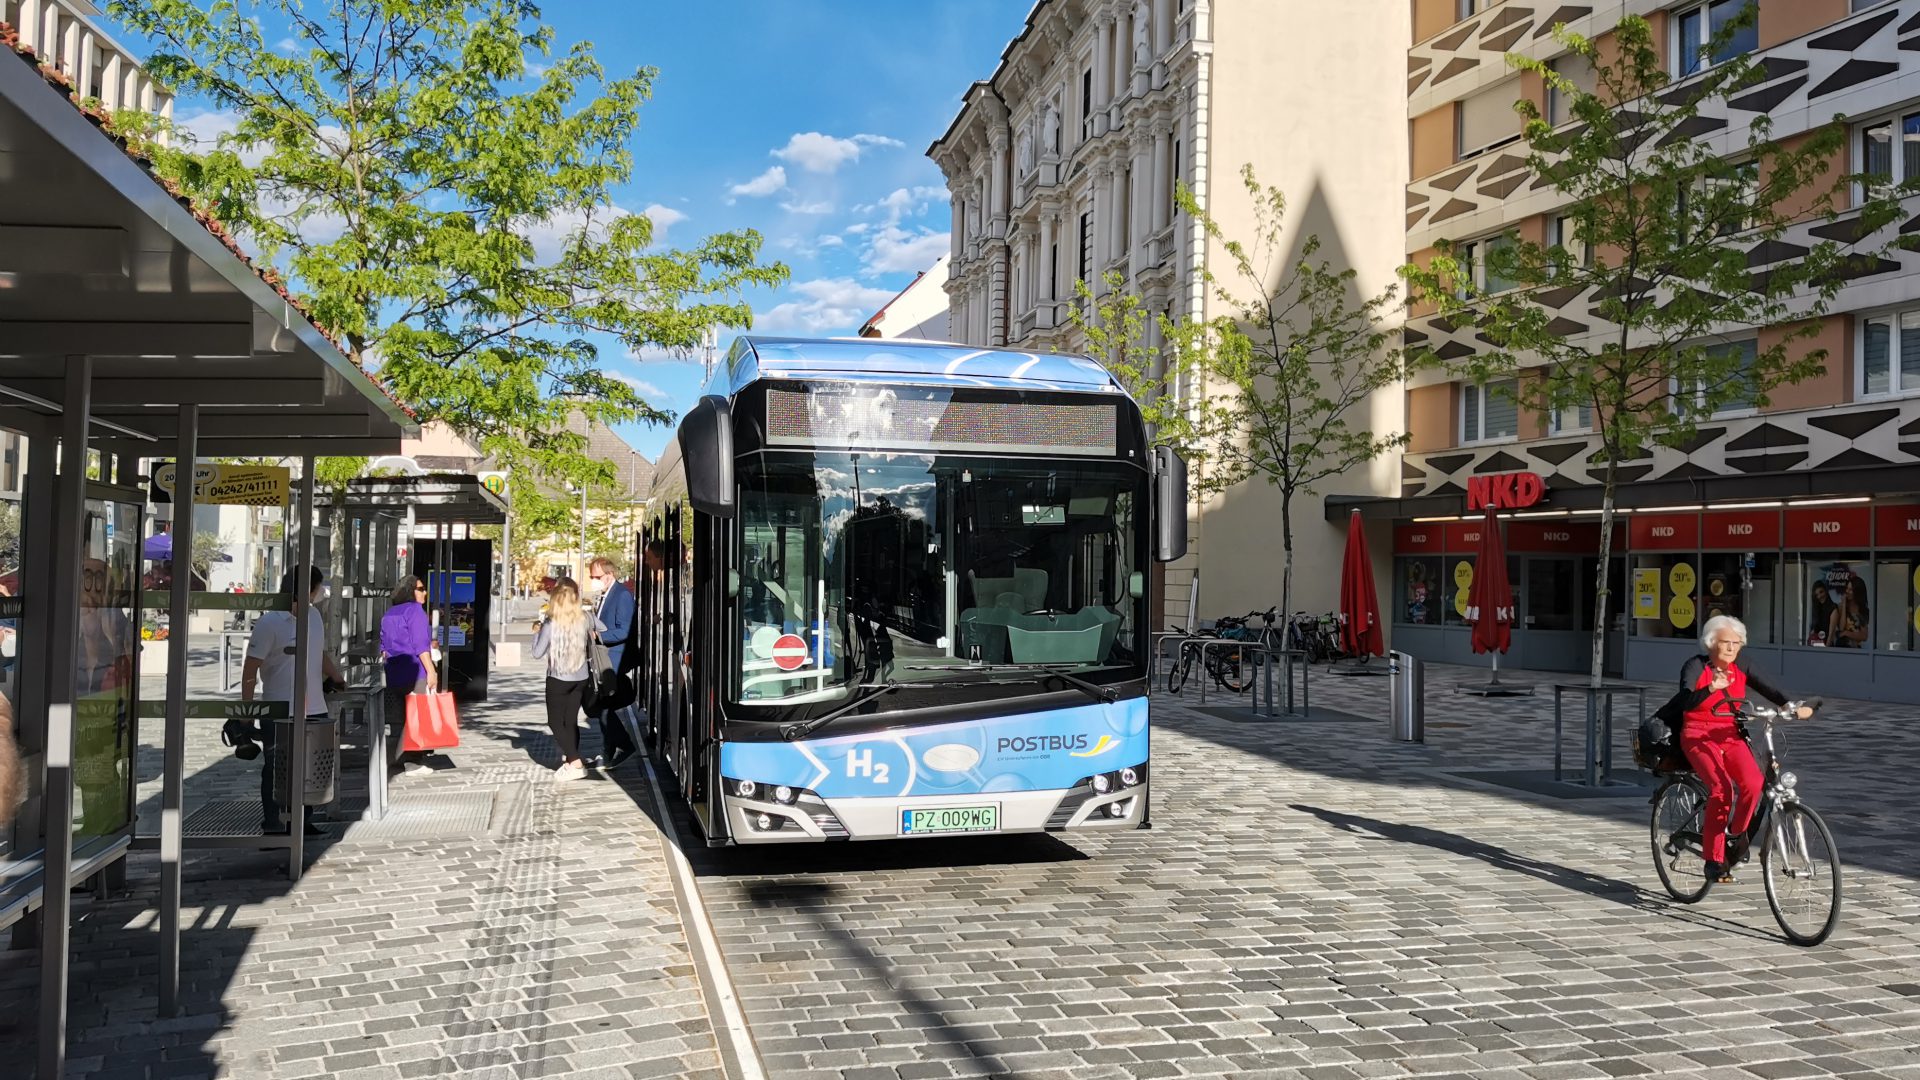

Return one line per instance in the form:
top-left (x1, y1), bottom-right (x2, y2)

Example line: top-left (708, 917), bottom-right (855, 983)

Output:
top-left (1458, 78), bottom-right (1522, 156)
top-left (1864, 315), bottom-right (1892, 395)
top-left (1464, 386), bottom-right (1481, 441)
top-left (1483, 381), bottom-right (1519, 438)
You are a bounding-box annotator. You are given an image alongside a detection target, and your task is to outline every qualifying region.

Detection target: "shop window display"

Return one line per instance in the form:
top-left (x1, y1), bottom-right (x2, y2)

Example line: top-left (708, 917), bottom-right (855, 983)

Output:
top-left (1397, 556), bottom-right (1444, 626)
top-left (1873, 554), bottom-right (1918, 652)
top-left (1784, 555), bottom-right (1871, 649)
top-left (1630, 553), bottom-right (1704, 640)
top-left (1698, 552), bottom-right (1778, 645)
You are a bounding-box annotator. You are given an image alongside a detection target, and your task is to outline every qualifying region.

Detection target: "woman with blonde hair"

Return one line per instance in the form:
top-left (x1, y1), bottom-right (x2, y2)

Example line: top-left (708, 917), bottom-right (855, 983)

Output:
top-left (531, 577), bottom-right (595, 781)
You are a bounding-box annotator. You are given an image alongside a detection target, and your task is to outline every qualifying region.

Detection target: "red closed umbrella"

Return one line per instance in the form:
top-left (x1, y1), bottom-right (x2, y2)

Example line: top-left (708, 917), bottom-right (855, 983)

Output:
top-left (1465, 504), bottom-right (1517, 690)
top-left (1338, 509), bottom-right (1384, 658)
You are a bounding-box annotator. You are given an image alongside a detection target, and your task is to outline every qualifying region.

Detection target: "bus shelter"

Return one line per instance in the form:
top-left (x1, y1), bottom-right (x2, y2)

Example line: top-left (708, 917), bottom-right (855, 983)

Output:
top-left (341, 475), bottom-right (507, 817)
top-left (0, 38), bottom-right (414, 1077)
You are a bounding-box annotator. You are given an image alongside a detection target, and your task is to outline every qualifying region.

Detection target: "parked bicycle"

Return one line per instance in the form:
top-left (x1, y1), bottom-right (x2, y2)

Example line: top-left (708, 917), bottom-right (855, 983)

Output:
top-left (1646, 696), bottom-right (1841, 946)
top-left (1287, 611), bottom-right (1347, 665)
top-left (1165, 610), bottom-right (1273, 694)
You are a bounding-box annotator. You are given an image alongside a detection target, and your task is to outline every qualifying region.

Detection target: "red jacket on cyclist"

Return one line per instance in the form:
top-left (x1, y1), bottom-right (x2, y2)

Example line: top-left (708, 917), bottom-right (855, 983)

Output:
top-left (1676, 614), bottom-right (1810, 880)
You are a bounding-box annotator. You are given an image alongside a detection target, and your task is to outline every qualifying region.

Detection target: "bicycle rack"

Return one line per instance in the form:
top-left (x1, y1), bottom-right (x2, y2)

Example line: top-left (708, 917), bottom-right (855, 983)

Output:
top-left (1253, 647), bottom-right (1309, 718)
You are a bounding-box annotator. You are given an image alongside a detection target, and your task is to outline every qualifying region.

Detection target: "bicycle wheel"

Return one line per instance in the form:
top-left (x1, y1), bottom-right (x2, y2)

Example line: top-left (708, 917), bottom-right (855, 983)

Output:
top-left (1762, 802), bottom-right (1842, 947)
top-left (1650, 778), bottom-right (1713, 903)
top-left (1214, 646), bottom-right (1254, 693)
top-left (1166, 649), bottom-right (1189, 694)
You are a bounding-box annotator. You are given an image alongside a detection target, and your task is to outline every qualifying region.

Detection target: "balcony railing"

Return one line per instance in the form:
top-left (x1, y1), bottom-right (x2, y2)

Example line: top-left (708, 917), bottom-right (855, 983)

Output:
top-left (6, 0), bottom-right (173, 127)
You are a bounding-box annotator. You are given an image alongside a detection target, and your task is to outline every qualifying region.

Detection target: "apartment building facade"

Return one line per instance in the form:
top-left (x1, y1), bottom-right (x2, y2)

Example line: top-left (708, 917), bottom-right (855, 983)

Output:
top-left (928, 0), bottom-right (1411, 626)
top-left (1371, 0), bottom-right (1920, 702)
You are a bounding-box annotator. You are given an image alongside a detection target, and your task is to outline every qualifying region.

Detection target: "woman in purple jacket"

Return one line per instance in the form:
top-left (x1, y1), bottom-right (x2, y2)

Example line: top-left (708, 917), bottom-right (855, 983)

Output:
top-left (380, 576), bottom-right (438, 770)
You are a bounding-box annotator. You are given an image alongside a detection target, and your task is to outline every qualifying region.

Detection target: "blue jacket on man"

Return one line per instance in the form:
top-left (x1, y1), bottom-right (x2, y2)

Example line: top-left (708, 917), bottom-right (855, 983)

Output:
top-left (597, 579), bottom-right (638, 673)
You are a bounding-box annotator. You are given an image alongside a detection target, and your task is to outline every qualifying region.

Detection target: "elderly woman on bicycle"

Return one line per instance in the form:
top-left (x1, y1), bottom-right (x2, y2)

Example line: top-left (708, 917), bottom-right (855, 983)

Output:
top-left (1675, 614), bottom-right (1814, 882)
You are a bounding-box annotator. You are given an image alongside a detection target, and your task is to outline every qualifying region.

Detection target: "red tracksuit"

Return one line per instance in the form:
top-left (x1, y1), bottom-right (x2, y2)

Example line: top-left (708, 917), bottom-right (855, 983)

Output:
top-left (1680, 662), bottom-right (1763, 864)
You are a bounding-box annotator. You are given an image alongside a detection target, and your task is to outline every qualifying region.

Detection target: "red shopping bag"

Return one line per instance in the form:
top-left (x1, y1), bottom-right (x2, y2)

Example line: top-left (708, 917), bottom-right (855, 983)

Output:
top-left (402, 691), bottom-right (461, 752)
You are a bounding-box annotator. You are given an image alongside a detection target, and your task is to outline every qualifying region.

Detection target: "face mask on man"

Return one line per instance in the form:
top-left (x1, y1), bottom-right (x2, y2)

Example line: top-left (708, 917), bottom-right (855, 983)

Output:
top-left (587, 577), bottom-right (606, 596)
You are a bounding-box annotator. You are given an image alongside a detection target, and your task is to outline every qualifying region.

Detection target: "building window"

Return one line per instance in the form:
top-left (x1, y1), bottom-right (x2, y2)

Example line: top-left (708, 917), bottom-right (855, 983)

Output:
top-left (1860, 308), bottom-right (1920, 398)
top-left (1853, 0), bottom-right (1893, 11)
top-left (1461, 379), bottom-right (1520, 444)
top-left (1675, 0), bottom-right (1757, 77)
top-left (1171, 138), bottom-right (1182, 217)
top-left (1677, 159), bottom-right (1757, 237)
top-left (1858, 109), bottom-right (1920, 189)
top-left (1081, 68), bottom-right (1094, 141)
top-left (1456, 232), bottom-right (1519, 296)
top-left (1546, 52), bottom-right (1598, 127)
top-left (1548, 214), bottom-right (1589, 267)
top-left (1672, 338), bottom-right (1758, 415)
top-left (1078, 210), bottom-right (1093, 282)
top-left (1550, 403), bottom-right (1593, 435)
top-left (1456, 0), bottom-right (1481, 18)
top-left (1793, 557), bottom-right (1871, 648)
top-left (1456, 76), bottom-right (1523, 159)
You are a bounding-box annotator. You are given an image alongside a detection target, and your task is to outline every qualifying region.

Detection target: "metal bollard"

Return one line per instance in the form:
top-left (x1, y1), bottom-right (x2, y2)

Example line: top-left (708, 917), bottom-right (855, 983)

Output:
top-left (1388, 650), bottom-right (1425, 743)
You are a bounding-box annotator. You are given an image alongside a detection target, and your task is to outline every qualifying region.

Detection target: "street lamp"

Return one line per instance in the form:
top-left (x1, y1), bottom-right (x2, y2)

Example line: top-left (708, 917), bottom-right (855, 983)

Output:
top-left (566, 481), bottom-right (588, 580)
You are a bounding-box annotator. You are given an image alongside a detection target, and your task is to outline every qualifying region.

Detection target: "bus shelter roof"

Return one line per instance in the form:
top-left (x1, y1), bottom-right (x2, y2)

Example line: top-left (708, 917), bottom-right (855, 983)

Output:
top-left (0, 43), bottom-right (415, 457)
top-left (345, 475), bottom-right (508, 526)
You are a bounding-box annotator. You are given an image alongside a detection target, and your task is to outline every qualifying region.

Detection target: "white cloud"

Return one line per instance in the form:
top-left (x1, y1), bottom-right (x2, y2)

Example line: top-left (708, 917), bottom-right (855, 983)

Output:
top-left (863, 226), bottom-right (950, 275)
top-left (818, 235), bottom-right (845, 248)
top-left (770, 132), bottom-right (903, 174)
top-left (609, 372), bottom-right (667, 398)
top-left (859, 185), bottom-right (948, 226)
top-left (753, 278), bottom-right (897, 335)
top-left (728, 166), bottom-right (787, 199)
top-left (780, 198), bottom-right (834, 215)
top-left (641, 203), bottom-right (687, 241)
top-left (844, 222), bottom-right (872, 235)
top-left (276, 37), bottom-right (300, 54)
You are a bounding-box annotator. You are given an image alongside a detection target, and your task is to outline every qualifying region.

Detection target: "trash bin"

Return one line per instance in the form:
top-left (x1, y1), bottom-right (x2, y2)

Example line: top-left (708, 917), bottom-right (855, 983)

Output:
top-left (271, 716), bottom-right (340, 807)
top-left (1389, 650), bottom-right (1424, 743)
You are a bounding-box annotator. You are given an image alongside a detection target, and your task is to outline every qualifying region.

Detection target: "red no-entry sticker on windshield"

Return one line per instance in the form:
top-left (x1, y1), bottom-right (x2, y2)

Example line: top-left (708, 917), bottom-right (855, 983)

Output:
top-left (772, 634), bottom-right (810, 671)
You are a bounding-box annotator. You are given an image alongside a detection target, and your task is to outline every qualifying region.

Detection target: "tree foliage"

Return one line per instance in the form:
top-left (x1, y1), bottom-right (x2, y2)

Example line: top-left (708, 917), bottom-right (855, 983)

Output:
top-left (1179, 166), bottom-right (1410, 620)
top-left (1399, 9), bottom-right (1915, 682)
top-left (111, 0), bottom-right (786, 508)
top-left (1066, 270), bottom-right (1206, 462)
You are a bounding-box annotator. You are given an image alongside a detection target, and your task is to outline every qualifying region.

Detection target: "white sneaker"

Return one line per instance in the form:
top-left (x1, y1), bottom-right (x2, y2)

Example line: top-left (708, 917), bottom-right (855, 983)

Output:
top-left (553, 763), bottom-right (587, 783)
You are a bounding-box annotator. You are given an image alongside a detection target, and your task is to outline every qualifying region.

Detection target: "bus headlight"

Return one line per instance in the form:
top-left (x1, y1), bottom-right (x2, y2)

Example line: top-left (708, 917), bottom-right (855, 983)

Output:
top-left (1120, 767), bottom-right (1139, 787)
top-left (1091, 774), bottom-right (1112, 794)
top-left (1108, 799), bottom-right (1131, 818)
top-left (735, 779), bottom-right (757, 798)
top-left (774, 785), bottom-right (795, 805)
top-left (755, 813), bottom-right (774, 831)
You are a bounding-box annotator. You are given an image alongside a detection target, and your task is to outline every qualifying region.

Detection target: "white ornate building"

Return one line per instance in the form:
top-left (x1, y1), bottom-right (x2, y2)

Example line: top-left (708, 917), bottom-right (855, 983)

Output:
top-left (928, 0), bottom-right (1411, 625)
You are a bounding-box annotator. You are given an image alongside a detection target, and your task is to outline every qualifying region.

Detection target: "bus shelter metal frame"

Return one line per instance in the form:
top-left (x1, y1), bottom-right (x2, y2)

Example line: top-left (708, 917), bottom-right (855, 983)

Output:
top-left (341, 476), bottom-right (506, 819)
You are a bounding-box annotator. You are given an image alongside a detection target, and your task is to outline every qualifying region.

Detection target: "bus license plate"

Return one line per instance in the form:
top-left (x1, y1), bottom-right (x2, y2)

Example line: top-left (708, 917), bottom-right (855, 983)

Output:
top-left (900, 805), bottom-right (999, 835)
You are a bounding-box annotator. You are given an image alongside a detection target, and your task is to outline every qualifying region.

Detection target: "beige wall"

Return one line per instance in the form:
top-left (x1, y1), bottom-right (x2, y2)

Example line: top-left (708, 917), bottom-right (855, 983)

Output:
top-left (1411, 0), bottom-right (1456, 44)
top-left (1771, 127), bottom-right (1851, 221)
top-left (1410, 105), bottom-right (1455, 180)
top-left (1762, 317), bottom-right (1852, 413)
top-left (1406, 383), bottom-right (1456, 452)
top-left (1759, 0), bottom-right (1848, 50)
top-left (1195, 0), bottom-right (1409, 621)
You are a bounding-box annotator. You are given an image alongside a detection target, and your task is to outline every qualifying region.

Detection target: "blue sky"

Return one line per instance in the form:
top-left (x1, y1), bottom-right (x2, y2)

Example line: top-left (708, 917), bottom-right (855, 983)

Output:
top-left (123, 1), bottom-right (1027, 459)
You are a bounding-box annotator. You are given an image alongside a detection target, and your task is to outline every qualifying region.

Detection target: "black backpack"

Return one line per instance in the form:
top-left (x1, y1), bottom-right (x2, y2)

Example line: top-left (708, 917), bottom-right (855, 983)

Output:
top-left (1633, 690), bottom-right (1689, 773)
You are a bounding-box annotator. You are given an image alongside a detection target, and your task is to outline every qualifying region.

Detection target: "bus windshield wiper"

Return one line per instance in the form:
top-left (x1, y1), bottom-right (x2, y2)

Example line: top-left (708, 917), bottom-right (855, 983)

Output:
top-left (778, 680), bottom-right (979, 741)
top-left (982, 665), bottom-right (1118, 704)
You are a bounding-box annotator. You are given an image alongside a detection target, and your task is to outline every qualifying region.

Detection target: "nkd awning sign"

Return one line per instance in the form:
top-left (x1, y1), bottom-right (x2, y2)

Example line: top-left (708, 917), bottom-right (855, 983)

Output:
top-left (152, 462), bottom-right (291, 507)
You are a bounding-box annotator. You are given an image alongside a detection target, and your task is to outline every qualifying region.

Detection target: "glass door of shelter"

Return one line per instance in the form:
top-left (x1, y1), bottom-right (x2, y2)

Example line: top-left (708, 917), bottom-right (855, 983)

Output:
top-left (76, 487), bottom-right (142, 841)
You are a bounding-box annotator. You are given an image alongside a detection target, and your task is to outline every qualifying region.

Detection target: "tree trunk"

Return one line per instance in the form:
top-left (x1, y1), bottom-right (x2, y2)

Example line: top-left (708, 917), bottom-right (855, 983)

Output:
top-left (325, 490), bottom-right (348, 663)
top-left (1589, 458), bottom-right (1618, 688)
top-left (1279, 494), bottom-right (1295, 640)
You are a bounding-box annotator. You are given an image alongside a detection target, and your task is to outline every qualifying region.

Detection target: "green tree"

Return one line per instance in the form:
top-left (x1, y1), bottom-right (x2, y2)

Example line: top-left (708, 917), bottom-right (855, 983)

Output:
top-left (1067, 271), bottom-right (1206, 461)
top-left (1180, 166), bottom-right (1411, 628)
top-left (1400, 10), bottom-right (1913, 684)
top-left (111, 0), bottom-right (786, 509)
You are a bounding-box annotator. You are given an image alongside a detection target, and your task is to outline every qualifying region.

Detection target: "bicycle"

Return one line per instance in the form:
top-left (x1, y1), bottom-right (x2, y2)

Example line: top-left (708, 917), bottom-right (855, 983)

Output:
top-left (1646, 696), bottom-right (1841, 946)
top-left (1165, 613), bottom-right (1257, 694)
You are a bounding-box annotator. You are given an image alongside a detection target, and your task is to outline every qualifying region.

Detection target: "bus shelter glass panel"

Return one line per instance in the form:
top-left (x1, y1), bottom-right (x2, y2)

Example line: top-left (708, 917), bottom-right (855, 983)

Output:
top-left (0, 456), bottom-right (21, 862)
top-left (76, 496), bottom-right (140, 837)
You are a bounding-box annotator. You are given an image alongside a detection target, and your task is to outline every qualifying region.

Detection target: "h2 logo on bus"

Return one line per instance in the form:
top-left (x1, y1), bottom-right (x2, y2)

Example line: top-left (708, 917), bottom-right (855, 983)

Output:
top-left (846, 747), bottom-right (891, 785)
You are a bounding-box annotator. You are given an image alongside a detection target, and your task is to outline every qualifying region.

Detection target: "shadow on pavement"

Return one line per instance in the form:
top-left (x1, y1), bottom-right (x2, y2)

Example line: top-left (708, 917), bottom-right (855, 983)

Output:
top-left (1289, 802), bottom-right (1646, 906)
top-left (739, 878), bottom-right (1016, 1078)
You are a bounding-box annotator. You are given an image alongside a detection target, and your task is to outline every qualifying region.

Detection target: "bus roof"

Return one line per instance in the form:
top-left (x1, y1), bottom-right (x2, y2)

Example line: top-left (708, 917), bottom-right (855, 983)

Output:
top-left (716, 336), bottom-right (1122, 395)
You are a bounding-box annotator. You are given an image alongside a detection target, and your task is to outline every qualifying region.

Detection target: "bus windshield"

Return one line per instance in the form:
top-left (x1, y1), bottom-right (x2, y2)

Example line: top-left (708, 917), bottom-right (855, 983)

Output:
top-left (733, 451), bottom-right (1148, 716)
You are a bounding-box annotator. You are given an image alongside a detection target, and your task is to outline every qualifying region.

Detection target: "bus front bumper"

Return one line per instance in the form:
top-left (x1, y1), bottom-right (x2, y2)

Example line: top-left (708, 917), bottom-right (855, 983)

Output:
top-left (719, 770), bottom-right (1148, 843)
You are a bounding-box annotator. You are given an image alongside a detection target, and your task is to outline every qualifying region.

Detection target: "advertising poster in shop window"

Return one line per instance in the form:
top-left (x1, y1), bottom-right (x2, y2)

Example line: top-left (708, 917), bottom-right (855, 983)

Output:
top-left (1813, 563), bottom-right (1869, 649)
top-left (1633, 568), bottom-right (1660, 619)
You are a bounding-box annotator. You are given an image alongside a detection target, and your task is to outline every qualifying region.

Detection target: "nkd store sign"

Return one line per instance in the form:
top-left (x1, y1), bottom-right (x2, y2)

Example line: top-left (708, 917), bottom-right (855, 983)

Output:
top-left (1466, 471), bottom-right (1546, 512)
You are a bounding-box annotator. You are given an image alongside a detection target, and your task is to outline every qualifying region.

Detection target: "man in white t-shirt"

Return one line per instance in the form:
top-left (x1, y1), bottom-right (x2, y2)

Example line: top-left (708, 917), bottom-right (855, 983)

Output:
top-left (241, 566), bottom-right (343, 835)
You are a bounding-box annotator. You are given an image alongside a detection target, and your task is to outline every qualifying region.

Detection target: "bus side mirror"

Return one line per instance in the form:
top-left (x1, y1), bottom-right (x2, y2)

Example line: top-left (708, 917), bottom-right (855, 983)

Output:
top-left (1153, 446), bottom-right (1187, 563)
top-left (683, 395), bottom-right (736, 518)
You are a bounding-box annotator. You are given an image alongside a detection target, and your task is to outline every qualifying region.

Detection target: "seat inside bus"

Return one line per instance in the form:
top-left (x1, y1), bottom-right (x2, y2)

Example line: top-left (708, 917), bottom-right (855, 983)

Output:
top-left (958, 568), bottom-right (1119, 664)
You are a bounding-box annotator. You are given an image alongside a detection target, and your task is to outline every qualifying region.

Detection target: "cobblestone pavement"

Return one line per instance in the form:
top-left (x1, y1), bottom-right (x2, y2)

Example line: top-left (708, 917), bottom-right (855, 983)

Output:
top-left (683, 660), bottom-right (1920, 1080)
top-left (0, 660), bottom-right (725, 1080)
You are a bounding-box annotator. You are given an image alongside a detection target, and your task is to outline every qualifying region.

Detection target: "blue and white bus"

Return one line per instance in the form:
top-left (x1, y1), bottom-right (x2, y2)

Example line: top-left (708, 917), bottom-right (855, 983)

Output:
top-left (638, 336), bottom-right (1186, 844)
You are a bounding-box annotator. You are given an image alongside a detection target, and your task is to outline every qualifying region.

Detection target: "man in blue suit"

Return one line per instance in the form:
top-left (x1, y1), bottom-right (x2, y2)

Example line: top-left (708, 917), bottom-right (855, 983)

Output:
top-left (587, 556), bottom-right (639, 769)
